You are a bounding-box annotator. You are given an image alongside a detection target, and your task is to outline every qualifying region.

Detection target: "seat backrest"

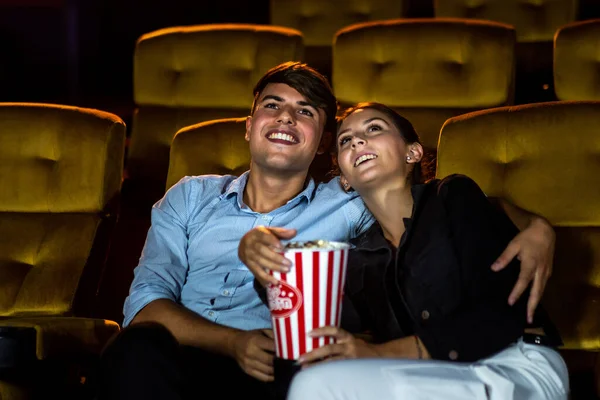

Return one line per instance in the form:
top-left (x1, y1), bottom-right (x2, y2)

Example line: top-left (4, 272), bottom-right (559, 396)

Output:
top-left (434, 0), bottom-right (578, 42)
top-left (166, 117), bottom-right (334, 190)
top-left (554, 19), bottom-right (600, 101)
top-left (0, 103), bottom-right (126, 317)
top-left (167, 118), bottom-right (251, 190)
top-left (270, 0), bottom-right (405, 47)
top-left (333, 18), bottom-right (516, 148)
top-left (128, 24), bottom-right (304, 190)
top-left (436, 100), bottom-right (600, 350)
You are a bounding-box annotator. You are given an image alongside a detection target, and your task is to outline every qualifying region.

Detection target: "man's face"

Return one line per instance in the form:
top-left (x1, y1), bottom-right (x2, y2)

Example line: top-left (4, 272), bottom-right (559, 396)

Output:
top-left (246, 83), bottom-right (327, 175)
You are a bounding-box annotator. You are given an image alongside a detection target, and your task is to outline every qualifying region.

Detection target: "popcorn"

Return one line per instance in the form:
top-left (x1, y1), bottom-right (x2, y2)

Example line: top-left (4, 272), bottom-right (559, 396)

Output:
top-left (283, 240), bottom-right (348, 250)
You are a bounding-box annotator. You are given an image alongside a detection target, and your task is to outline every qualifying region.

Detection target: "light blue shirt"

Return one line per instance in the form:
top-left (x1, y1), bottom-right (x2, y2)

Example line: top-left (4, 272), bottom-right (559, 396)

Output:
top-left (123, 171), bottom-right (374, 329)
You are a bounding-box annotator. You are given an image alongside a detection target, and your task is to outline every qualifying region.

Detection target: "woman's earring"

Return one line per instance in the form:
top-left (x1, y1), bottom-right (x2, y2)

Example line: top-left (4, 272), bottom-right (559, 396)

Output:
top-left (343, 182), bottom-right (351, 191)
top-left (406, 156), bottom-right (411, 161)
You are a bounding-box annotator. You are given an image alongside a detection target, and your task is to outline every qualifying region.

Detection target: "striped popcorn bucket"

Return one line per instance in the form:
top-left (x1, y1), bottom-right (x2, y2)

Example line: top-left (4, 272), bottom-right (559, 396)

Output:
top-left (267, 241), bottom-right (351, 360)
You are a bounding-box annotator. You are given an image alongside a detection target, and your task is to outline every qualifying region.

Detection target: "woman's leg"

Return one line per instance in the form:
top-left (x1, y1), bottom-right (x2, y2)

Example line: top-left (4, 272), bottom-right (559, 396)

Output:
top-left (287, 342), bottom-right (569, 400)
top-left (474, 340), bottom-right (569, 400)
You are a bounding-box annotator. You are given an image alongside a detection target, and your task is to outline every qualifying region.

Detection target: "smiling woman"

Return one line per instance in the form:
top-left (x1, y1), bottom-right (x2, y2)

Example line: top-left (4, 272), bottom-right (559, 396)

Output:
top-left (286, 102), bottom-right (570, 400)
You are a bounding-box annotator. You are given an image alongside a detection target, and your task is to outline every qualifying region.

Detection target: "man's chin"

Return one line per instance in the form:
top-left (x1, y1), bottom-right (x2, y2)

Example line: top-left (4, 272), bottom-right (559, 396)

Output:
top-left (253, 159), bottom-right (312, 176)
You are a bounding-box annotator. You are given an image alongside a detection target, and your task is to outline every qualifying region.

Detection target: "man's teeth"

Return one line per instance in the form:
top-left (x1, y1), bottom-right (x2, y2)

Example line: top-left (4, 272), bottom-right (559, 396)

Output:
top-left (354, 154), bottom-right (377, 167)
top-left (268, 132), bottom-right (297, 143)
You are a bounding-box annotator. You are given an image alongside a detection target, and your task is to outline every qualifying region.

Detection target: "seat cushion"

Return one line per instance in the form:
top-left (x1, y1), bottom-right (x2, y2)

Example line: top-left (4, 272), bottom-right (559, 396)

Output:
top-left (0, 317), bottom-right (119, 360)
top-left (0, 213), bottom-right (101, 316)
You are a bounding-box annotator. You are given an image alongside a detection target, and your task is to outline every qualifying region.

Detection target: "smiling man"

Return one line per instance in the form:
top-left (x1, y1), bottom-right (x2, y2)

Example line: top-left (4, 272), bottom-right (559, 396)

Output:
top-left (96, 62), bottom-right (374, 400)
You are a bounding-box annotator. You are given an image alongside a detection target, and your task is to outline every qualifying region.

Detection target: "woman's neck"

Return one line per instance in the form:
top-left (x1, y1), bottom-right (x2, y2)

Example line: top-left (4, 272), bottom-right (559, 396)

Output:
top-left (359, 180), bottom-right (414, 247)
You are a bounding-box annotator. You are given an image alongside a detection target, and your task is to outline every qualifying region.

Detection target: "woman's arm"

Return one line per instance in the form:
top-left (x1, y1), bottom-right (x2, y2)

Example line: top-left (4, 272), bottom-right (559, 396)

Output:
top-left (296, 326), bottom-right (430, 366)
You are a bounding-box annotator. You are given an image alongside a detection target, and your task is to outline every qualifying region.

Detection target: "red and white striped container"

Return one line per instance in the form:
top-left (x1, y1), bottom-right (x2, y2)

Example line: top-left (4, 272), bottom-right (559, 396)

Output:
top-left (267, 241), bottom-right (351, 360)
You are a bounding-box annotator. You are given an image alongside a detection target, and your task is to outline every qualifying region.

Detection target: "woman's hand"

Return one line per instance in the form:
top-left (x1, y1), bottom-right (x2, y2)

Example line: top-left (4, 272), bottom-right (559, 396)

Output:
top-left (238, 226), bottom-right (296, 286)
top-left (296, 326), bottom-right (378, 367)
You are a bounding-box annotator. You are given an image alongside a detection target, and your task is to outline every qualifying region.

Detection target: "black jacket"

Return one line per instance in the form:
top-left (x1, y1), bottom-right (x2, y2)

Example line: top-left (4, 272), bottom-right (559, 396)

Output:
top-left (343, 174), bottom-right (561, 362)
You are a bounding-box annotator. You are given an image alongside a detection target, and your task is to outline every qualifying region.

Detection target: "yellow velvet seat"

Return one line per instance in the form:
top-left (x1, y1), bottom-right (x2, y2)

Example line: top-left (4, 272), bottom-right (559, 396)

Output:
top-left (270, 0), bottom-right (405, 77)
top-left (166, 118), bottom-right (251, 190)
top-left (0, 103), bottom-right (126, 399)
top-left (434, 0), bottom-right (578, 102)
top-left (127, 23), bottom-right (304, 206)
top-left (436, 100), bottom-right (600, 395)
top-left (333, 18), bottom-right (516, 150)
top-left (554, 19), bottom-right (600, 101)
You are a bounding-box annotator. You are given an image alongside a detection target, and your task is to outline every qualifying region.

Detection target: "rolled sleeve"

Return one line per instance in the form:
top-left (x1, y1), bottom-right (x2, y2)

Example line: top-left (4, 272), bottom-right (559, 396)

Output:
top-left (122, 178), bottom-right (193, 326)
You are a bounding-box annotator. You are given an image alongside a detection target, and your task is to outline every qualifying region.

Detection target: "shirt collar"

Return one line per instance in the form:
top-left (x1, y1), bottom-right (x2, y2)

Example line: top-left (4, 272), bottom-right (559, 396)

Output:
top-left (222, 170), bottom-right (317, 206)
top-left (351, 182), bottom-right (428, 252)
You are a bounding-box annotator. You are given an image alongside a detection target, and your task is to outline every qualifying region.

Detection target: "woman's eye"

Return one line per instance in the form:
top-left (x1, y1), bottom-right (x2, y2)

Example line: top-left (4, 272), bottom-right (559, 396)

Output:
top-left (367, 124), bottom-right (382, 133)
top-left (299, 109), bottom-right (313, 117)
top-left (265, 103), bottom-right (278, 109)
top-left (339, 136), bottom-right (351, 145)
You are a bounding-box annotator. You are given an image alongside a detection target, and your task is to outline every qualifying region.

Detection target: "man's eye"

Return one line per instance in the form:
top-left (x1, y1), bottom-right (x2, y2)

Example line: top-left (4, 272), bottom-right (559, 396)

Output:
top-left (265, 103), bottom-right (278, 109)
top-left (299, 109), bottom-right (313, 117)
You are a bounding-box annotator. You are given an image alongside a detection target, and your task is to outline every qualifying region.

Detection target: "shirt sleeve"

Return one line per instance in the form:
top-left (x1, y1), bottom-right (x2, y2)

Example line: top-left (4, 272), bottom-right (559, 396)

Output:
top-left (346, 195), bottom-right (375, 238)
top-left (416, 174), bottom-right (529, 362)
top-left (122, 177), bottom-right (195, 327)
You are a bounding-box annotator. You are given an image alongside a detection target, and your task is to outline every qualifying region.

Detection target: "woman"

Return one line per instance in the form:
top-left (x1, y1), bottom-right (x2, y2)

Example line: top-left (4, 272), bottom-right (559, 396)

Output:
top-left (283, 103), bottom-right (569, 400)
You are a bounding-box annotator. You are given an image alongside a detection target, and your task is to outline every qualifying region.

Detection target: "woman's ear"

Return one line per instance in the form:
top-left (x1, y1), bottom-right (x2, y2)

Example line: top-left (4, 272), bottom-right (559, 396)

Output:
top-left (340, 175), bottom-right (352, 192)
top-left (407, 143), bottom-right (424, 163)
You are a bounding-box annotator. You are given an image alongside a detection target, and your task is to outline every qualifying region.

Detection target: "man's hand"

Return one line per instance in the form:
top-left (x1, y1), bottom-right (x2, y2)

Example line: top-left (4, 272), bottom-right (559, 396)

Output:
top-left (238, 226), bottom-right (296, 286)
top-left (492, 217), bottom-right (555, 323)
top-left (231, 329), bottom-right (276, 382)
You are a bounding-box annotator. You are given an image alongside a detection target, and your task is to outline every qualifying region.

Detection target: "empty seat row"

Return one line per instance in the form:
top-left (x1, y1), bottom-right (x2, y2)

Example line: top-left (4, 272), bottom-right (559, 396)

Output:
top-left (127, 18), bottom-right (600, 204)
top-left (270, 0), bottom-right (578, 46)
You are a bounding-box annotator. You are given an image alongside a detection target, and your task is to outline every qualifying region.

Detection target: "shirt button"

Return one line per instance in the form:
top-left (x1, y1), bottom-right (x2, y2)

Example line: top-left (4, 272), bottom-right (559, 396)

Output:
top-left (208, 311), bottom-right (215, 317)
top-left (421, 310), bottom-right (430, 320)
top-left (449, 350), bottom-right (458, 360)
top-left (223, 290), bottom-right (230, 296)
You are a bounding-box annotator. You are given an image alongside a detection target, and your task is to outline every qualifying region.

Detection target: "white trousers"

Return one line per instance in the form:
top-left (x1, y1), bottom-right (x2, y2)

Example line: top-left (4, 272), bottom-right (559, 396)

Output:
top-left (287, 339), bottom-right (569, 400)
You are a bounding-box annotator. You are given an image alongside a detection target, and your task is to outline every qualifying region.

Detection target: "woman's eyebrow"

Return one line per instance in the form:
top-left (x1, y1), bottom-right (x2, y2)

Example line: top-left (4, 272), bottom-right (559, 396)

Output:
top-left (338, 117), bottom-right (388, 137)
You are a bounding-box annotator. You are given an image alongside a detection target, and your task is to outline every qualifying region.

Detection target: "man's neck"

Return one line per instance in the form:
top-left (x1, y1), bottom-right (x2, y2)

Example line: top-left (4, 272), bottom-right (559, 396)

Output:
top-left (243, 168), bottom-right (310, 213)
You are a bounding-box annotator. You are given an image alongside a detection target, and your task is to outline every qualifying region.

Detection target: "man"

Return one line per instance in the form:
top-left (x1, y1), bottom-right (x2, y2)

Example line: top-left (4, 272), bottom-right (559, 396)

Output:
top-left (97, 62), bottom-right (555, 400)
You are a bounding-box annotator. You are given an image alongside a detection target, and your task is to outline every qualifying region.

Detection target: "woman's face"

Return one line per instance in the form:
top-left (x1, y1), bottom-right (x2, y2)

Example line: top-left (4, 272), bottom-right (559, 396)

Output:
top-left (336, 108), bottom-right (413, 191)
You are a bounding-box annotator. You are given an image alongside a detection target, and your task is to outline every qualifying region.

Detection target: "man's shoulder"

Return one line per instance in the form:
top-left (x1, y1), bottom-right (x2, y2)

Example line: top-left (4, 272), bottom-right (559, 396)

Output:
top-left (315, 176), bottom-right (360, 201)
top-left (170, 174), bottom-right (239, 194)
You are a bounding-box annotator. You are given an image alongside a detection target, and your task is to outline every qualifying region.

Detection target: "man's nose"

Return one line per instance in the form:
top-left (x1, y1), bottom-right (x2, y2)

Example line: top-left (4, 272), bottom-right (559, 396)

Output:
top-left (277, 108), bottom-right (295, 124)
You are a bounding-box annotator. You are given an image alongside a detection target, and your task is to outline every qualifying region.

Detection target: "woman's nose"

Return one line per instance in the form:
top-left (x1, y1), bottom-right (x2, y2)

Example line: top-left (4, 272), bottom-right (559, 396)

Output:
top-left (351, 137), bottom-right (365, 147)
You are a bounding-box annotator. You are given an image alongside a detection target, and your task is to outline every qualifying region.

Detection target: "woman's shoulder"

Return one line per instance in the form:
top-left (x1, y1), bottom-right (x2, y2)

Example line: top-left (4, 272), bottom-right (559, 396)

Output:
top-left (429, 174), bottom-right (484, 199)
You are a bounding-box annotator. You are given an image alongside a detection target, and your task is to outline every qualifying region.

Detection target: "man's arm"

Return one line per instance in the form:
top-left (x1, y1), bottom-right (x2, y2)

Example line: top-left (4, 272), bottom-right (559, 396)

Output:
top-left (131, 299), bottom-right (240, 355)
top-left (124, 178), bottom-right (275, 381)
top-left (488, 197), bottom-right (556, 323)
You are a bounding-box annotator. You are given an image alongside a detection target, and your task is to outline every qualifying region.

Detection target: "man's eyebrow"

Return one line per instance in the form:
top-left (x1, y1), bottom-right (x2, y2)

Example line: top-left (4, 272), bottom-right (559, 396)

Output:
top-left (337, 117), bottom-right (388, 137)
top-left (260, 95), bottom-right (317, 110)
top-left (297, 100), bottom-right (318, 110)
top-left (260, 94), bottom-right (284, 103)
